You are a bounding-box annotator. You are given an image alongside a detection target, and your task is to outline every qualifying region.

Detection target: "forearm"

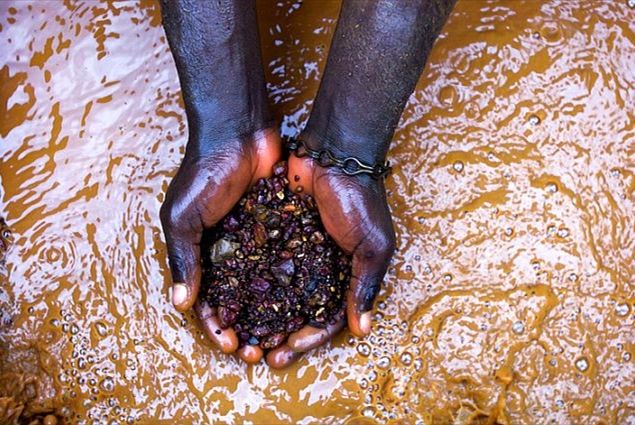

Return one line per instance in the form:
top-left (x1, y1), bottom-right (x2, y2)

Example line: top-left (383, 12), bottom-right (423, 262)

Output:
top-left (303, 0), bottom-right (455, 164)
top-left (160, 0), bottom-right (272, 150)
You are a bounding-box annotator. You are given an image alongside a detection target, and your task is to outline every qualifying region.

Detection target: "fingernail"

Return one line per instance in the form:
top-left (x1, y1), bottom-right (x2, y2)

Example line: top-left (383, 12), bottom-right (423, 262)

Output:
top-left (172, 283), bottom-right (188, 307)
top-left (359, 311), bottom-right (372, 335)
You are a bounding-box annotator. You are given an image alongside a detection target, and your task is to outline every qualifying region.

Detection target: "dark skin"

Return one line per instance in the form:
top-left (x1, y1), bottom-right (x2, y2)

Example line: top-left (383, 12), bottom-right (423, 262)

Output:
top-left (160, 0), bottom-right (456, 368)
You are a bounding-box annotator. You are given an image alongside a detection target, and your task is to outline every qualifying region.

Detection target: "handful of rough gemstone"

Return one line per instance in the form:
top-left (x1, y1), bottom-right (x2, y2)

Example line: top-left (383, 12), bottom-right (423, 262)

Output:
top-left (201, 161), bottom-right (351, 350)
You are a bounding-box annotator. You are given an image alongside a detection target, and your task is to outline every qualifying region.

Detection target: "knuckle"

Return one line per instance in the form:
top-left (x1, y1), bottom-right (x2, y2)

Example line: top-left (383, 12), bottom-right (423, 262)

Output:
top-left (360, 229), bottom-right (396, 264)
top-left (159, 202), bottom-right (176, 230)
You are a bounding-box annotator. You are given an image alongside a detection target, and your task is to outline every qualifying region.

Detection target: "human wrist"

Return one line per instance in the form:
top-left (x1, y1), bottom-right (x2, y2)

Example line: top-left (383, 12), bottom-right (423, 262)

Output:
top-left (292, 131), bottom-right (391, 181)
top-left (299, 126), bottom-right (390, 171)
top-left (186, 103), bottom-right (274, 151)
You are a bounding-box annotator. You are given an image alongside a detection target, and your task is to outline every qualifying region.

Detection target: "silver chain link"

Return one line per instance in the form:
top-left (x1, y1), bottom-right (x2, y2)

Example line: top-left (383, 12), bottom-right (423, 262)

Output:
top-left (286, 138), bottom-right (391, 179)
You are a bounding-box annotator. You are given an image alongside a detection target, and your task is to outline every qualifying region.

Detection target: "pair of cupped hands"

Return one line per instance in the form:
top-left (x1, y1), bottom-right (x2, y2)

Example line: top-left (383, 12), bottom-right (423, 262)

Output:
top-left (160, 128), bottom-right (395, 368)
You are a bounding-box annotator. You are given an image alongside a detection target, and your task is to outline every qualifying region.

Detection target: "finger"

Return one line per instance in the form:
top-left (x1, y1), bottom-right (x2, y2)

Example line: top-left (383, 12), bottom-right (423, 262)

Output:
top-left (251, 128), bottom-right (282, 183)
top-left (195, 301), bottom-right (239, 354)
top-left (266, 344), bottom-right (302, 369)
top-left (160, 203), bottom-right (202, 312)
top-left (237, 344), bottom-right (264, 364)
top-left (287, 318), bottom-right (345, 353)
top-left (287, 154), bottom-right (315, 195)
top-left (346, 236), bottom-right (395, 337)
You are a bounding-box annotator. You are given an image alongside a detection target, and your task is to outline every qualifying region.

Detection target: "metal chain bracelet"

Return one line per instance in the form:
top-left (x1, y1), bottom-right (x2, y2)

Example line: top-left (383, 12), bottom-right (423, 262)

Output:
top-left (285, 137), bottom-right (391, 179)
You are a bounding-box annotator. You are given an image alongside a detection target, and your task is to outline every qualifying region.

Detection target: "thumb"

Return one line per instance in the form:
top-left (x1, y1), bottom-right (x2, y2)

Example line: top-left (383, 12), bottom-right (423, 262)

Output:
top-left (346, 232), bottom-right (395, 337)
top-left (160, 206), bottom-right (202, 312)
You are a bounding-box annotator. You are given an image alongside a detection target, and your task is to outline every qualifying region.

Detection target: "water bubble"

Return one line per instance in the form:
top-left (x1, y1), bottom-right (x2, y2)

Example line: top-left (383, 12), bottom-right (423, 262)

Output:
top-left (556, 399), bottom-right (565, 408)
top-left (512, 321), bottom-right (525, 334)
top-left (546, 183), bottom-right (558, 193)
top-left (368, 370), bottom-right (378, 382)
top-left (77, 358), bottom-right (87, 369)
top-left (423, 264), bottom-right (432, 274)
top-left (504, 227), bottom-right (514, 236)
top-left (453, 161), bottom-right (464, 172)
top-left (623, 352), bottom-right (631, 362)
top-left (443, 274), bottom-right (452, 282)
top-left (628, 0), bottom-right (635, 8)
top-left (50, 318), bottom-right (60, 326)
top-left (362, 406), bottom-right (376, 418)
top-left (413, 358), bottom-right (423, 371)
top-left (414, 254), bottom-right (421, 261)
top-left (100, 377), bottom-right (115, 392)
top-left (357, 343), bottom-right (371, 357)
top-left (94, 322), bottom-right (108, 337)
top-left (405, 264), bottom-right (412, 272)
top-left (575, 357), bottom-right (589, 372)
top-left (549, 358), bottom-right (557, 367)
top-left (557, 228), bottom-right (569, 238)
top-left (70, 324), bottom-right (79, 335)
top-left (547, 225), bottom-right (556, 236)
top-left (400, 352), bottom-right (413, 366)
top-left (58, 372), bottom-right (69, 384)
top-left (528, 114), bottom-right (541, 125)
top-left (377, 356), bottom-right (391, 369)
top-left (62, 323), bottom-right (70, 333)
top-left (359, 378), bottom-right (368, 389)
top-left (411, 336), bottom-right (420, 344)
top-left (568, 273), bottom-right (578, 282)
top-left (417, 216), bottom-right (425, 224)
top-left (615, 303), bottom-right (630, 317)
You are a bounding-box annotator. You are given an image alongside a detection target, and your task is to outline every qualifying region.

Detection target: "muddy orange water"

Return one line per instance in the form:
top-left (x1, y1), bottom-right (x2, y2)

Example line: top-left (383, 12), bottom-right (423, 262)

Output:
top-left (1, 1), bottom-right (634, 424)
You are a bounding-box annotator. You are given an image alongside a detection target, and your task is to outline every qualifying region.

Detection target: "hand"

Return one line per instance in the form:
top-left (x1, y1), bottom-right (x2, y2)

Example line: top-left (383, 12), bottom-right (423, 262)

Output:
top-left (268, 150), bottom-right (395, 365)
top-left (160, 128), bottom-right (280, 357)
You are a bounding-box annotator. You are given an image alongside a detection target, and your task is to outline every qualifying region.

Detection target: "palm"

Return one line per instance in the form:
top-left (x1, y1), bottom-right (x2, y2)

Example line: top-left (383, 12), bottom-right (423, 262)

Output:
top-left (281, 155), bottom-right (395, 359)
top-left (160, 130), bottom-right (280, 355)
